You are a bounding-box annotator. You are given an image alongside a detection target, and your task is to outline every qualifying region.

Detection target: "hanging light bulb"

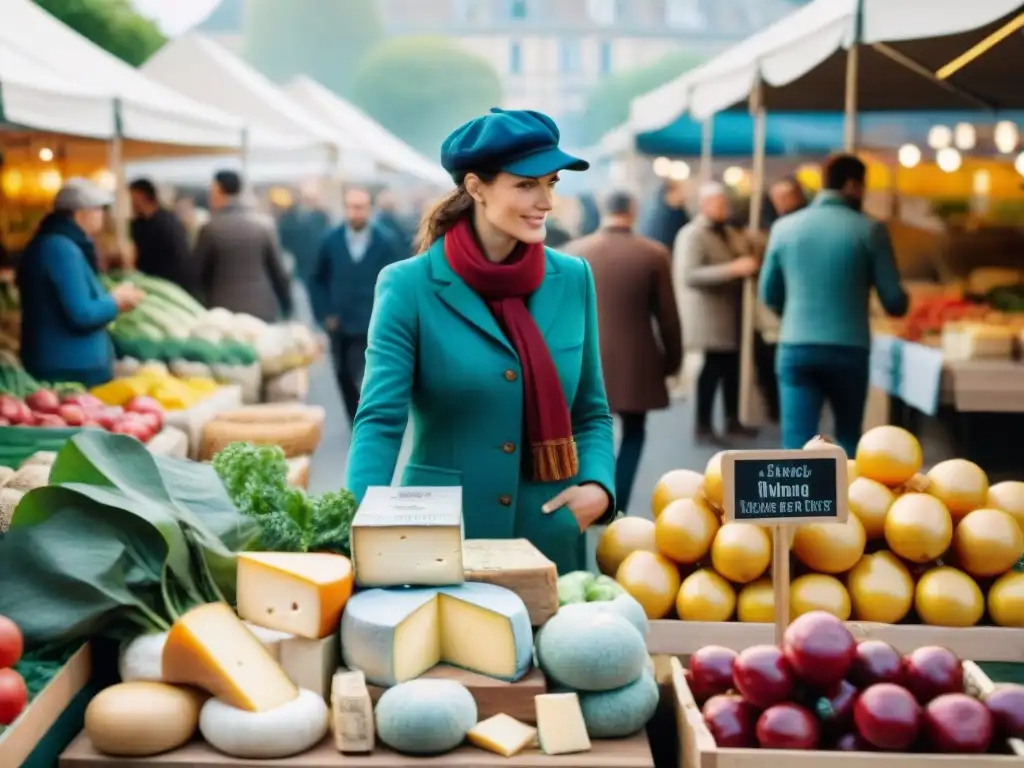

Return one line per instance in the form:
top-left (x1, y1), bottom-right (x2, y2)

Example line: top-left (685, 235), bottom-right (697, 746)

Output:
top-left (37, 147), bottom-right (54, 162)
top-left (936, 147), bottom-right (962, 173)
top-left (953, 123), bottom-right (976, 150)
top-left (1015, 151), bottom-right (1024, 177)
top-left (994, 121), bottom-right (1020, 154)
top-left (927, 125), bottom-right (953, 149)
top-left (898, 144), bottom-right (921, 168)
top-left (91, 169), bottom-right (116, 191)
top-left (652, 156), bottom-right (672, 177)
top-left (722, 166), bottom-right (745, 186)
top-left (669, 160), bottom-right (691, 181)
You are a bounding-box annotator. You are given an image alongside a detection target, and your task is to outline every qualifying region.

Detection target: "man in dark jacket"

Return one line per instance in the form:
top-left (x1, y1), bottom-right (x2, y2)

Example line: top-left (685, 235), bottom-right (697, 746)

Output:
top-left (639, 180), bottom-right (691, 254)
top-left (277, 190), bottom-right (330, 285)
top-left (372, 188), bottom-right (414, 258)
top-left (129, 177), bottom-right (192, 290)
top-left (311, 186), bottom-right (404, 425)
top-left (193, 170), bottom-right (293, 321)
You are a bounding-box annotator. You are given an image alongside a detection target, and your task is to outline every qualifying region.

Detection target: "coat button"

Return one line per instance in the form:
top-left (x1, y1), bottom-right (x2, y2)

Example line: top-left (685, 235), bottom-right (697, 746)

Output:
top-left (504, 369), bottom-right (518, 382)
top-left (502, 442), bottom-right (516, 454)
top-left (499, 494), bottom-right (512, 507)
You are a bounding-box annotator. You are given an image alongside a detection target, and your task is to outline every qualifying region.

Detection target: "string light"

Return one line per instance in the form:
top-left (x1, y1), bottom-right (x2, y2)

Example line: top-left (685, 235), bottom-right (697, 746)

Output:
top-left (936, 147), bottom-right (962, 173)
top-left (897, 144), bottom-right (921, 168)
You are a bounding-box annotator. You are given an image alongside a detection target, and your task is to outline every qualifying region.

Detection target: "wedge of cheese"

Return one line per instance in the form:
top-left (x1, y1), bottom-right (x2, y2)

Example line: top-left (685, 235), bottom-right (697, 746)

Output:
top-left (162, 603), bottom-right (298, 712)
top-left (340, 583), bottom-right (532, 687)
top-left (236, 552), bottom-right (353, 639)
top-left (535, 693), bottom-right (591, 755)
top-left (467, 713), bottom-right (537, 757)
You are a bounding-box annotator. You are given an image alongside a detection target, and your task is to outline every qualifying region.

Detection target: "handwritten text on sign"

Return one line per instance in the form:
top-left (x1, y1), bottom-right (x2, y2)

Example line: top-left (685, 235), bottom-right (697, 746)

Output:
top-left (722, 448), bottom-right (847, 525)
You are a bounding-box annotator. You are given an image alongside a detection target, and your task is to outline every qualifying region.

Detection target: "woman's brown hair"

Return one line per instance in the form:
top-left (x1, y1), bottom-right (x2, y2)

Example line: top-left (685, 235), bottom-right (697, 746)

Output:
top-left (415, 171), bottom-right (497, 253)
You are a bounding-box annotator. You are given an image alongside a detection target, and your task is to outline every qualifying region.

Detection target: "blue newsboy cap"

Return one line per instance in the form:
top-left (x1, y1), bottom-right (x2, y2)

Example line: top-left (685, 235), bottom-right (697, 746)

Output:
top-left (440, 108), bottom-right (589, 181)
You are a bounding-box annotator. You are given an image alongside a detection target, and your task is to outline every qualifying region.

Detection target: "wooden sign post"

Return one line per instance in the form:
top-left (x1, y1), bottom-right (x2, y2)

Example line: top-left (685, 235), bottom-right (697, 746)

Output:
top-left (720, 446), bottom-right (847, 645)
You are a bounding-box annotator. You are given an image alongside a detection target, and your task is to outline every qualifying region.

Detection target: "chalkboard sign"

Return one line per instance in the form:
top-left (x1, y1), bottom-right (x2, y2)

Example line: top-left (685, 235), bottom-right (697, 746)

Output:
top-left (721, 447), bottom-right (848, 526)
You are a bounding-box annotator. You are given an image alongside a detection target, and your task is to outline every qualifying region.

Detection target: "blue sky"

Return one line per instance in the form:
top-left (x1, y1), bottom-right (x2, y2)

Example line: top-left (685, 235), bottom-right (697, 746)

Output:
top-left (131, 0), bottom-right (220, 35)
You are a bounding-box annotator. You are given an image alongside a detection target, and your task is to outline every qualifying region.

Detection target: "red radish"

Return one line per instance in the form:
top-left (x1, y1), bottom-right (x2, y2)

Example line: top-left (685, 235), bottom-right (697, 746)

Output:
top-left (0, 668), bottom-right (27, 725)
top-left (112, 418), bottom-right (153, 442)
top-left (923, 693), bottom-right (993, 753)
top-left (756, 703), bottom-right (820, 750)
top-left (0, 396), bottom-right (22, 423)
top-left (125, 395), bottom-right (163, 417)
top-left (733, 645), bottom-right (793, 709)
top-left (702, 694), bottom-right (758, 748)
top-left (0, 616), bottom-right (22, 668)
top-left (24, 389), bottom-right (60, 414)
top-left (984, 684), bottom-right (1024, 740)
top-left (854, 683), bottom-right (921, 750)
top-left (814, 679), bottom-right (858, 732)
top-left (34, 413), bottom-right (66, 428)
top-left (782, 610), bottom-right (857, 687)
top-left (134, 411), bottom-right (162, 432)
top-left (94, 408), bottom-right (121, 430)
top-left (688, 646), bottom-right (738, 702)
top-left (61, 393), bottom-right (103, 410)
top-left (57, 404), bottom-right (87, 427)
top-left (850, 640), bottom-right (904, 689)
top-left (903, 646), bottom-right (963, 704)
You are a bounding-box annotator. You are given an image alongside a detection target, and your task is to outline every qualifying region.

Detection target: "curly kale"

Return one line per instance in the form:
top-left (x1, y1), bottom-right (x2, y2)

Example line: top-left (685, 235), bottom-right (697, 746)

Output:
top-left (212, 442), bottom-right (356, 556)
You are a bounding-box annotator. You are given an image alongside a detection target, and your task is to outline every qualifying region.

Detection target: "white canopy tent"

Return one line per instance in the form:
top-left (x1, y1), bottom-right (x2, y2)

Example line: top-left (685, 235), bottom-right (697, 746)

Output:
top-left (0, 0), bottom-right (243, 151)
top-left (630, 0), bottom-right (1024, 132)
top-left (284, 76), bottom-right (451, 187)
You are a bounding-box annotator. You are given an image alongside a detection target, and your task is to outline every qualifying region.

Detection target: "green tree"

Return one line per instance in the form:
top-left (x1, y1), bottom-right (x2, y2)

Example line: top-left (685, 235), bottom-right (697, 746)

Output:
top-left (33, 0), bottom-right (165, 67)
top-left (581, 49), bottom-right (706, 144)
top-left (244, 0), bottom-right (383, 96)
top-left (350, 37), bottom-right (502, 156)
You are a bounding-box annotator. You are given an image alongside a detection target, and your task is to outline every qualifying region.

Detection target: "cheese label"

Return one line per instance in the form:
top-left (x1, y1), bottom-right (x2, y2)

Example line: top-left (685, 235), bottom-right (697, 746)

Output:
top-left (354, 486), bottom-right (463, 529)
top-left (331, 670), bottom-right (375, 753)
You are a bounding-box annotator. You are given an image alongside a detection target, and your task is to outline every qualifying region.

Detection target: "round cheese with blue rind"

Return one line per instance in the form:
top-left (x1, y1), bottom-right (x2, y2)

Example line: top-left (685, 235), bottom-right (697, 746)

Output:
top-left (579, 670), bottom-right (659, 737)
top-left (536, 609), bottom-right (646, 691)
top-left (340, 583), bottom-right (533, 687)
top-left (375, 679), bottom-right (477, 755)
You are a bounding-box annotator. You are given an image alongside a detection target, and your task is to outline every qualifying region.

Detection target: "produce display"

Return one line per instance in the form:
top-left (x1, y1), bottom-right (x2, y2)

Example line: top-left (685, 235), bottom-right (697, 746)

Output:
top-left (0, 433), bottom-right (659, 761)
top-left (0, 385), bottom-right (164, 439)
top-left (599, 427), bottom-right (1024, 628)
top-left (0, 616), bottom-right (26, 727)
top-left (688, 610), bottom-right (1024, 753)
top-left (889, 286), bottom-right (1024, 345)
top-left (90, 364), bottom-right (220, 412)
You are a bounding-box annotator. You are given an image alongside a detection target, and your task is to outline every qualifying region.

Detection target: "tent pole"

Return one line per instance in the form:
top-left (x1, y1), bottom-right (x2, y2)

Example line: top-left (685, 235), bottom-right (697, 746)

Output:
top-left (239, 127), bottom-right (250, 181)
top-left (843, 0), bottom-right (863, 150)
top-left (739, 82), bottom-right (768, 427)
top-left (699, 118), bottom-right (714, 185)
top-left (107, 132), bottom-right (130, 268)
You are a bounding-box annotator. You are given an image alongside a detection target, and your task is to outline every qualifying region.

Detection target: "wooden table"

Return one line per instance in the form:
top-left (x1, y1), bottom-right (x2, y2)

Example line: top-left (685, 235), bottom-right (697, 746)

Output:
top-left (60, 733), bottom-right (655, 768)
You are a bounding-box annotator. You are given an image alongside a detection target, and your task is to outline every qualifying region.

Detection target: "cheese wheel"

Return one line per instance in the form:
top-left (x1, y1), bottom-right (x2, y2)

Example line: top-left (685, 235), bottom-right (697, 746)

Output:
top-left (536, 610), bottom-right (647, 692)
top-left (578, 670), bottom-right (659, 738)
top-left (85, 682), bottom-right (205, 757)
top-left (199, 688), bottom-right (329, 759)
top-left (375, 679), bottom-right (478, 756)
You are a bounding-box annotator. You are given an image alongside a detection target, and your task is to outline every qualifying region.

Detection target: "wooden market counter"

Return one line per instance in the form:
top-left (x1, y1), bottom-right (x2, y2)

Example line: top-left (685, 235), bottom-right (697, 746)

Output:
top-left (60, 732), bottom-right (656, 768)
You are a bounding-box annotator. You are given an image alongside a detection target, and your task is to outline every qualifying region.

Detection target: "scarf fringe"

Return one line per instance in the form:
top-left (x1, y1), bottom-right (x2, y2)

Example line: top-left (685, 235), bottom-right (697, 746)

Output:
top-left (532, 438), bottom-right (579, 483)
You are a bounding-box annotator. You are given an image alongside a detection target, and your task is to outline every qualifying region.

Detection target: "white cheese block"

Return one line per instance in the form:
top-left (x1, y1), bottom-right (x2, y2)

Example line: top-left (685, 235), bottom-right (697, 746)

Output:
top-left (375, 679), bottom-right (477, 755)
top-left (467, 713), bottom-right (537, 757)
top-left (199, 688), bottom-right (329, 759)
top-left (236, 551), bottom-right (353, 639)
top-left (340, 582), bottom-right (533, 687)
top-left (280, 635), bottom-right (338, 700)
top-left (535, 693), bottom-right (591, 755)
top-left (351, 486), bottom-right (464, 587)
top-left (331, 670), bottom-right (375, 753)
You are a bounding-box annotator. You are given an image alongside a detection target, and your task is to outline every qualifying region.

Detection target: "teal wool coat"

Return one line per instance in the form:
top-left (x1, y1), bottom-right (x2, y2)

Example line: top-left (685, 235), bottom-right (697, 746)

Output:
top-left (345, 238), bottom-right (617, 574)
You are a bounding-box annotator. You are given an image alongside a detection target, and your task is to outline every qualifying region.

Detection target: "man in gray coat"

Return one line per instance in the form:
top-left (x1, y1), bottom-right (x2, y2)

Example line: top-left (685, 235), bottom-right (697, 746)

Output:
top-left (193, 170), bottom-right (293, 321)
top-left (674, 182), bottom-right (759, 444)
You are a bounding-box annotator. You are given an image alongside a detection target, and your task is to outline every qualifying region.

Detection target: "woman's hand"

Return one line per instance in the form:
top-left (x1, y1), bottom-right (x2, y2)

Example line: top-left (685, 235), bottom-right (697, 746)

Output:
top-left (543, 483), bottom-right (611, 533)
top-left (111, 283), bottom-right (145, 313)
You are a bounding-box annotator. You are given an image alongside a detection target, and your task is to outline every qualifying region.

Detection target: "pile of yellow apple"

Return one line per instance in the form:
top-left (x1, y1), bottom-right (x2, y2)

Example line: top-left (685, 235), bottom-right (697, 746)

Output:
top-left (596, 427), bottom-right (1024, 628)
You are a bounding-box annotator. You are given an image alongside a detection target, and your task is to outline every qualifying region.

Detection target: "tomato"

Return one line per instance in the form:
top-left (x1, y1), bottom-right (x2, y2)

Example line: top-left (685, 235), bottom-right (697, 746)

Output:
top-left (0, 668), bottom-right (27, 725)
top-left (0, 616), bottom-right (23, 668)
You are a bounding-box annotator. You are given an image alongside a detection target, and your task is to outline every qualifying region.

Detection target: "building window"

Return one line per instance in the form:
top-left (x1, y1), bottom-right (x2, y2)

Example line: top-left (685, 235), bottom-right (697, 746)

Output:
top-left (599, 41), bottom-right (613, 74)
top-left (665, 0), bottom-right (705, 29)
top-left (509, 41), bottom-right (523, 74)
top-left (558, 38), bottom-right (583, 74)
top-left (586, 0), bottom-right (617, 26)
top-left (508, 0), bottom-right (528, 20)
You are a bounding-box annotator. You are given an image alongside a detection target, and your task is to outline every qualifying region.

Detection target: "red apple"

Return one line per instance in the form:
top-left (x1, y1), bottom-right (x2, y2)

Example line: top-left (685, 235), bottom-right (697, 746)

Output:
top-left (849, 640), bottom-right (904, 689)
top-left (733, 645), bottom-right (794, 709)
top-left (782, 610), bottom-right (857, 687)
top-left (984, 684), bottom-right (1024, 740)
top-left (923, 693), bottom-right (993, 753)
top-left (854, 683), bottom-right (921, 750)
top-left (0, 668), bottom-right (27, 726)
top-left (756, 703), bottom-right (820, 750)
top-left (903, 646), bottom-right (963, 704)
top-left (688, 646), bottom-right (738, 702)
top-left (24, 389), bottom-right (60, 414)
top-left (57, 403), bottom-right (87, 427)
top-left (702, 694), bottom-right (758, 748)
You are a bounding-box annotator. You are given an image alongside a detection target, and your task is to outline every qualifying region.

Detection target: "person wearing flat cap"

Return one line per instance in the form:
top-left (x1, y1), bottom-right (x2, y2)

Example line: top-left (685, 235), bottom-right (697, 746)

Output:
top-left (345, 108), bottom-right (616, 574)
top-left (17, 178), bottom-right (144, 387)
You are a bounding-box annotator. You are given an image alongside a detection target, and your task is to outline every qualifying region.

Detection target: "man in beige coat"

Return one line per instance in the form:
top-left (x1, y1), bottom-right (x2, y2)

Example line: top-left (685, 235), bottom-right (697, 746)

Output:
top-left (565, 190), bottom-right (682, 513)
top-left (673, 183), bottom-right (759, 444)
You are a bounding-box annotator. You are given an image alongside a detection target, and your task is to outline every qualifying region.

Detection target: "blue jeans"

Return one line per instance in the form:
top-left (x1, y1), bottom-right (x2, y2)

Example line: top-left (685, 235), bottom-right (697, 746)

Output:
top-left (615, 413), bottom-right (646, 514)
top-left (776, 344), bottom-right (869, 458)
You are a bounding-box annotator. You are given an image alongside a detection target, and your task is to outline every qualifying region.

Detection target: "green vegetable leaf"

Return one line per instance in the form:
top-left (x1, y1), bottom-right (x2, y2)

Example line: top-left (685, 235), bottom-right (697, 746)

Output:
top-left (307, 489), bottom-right (357, 554)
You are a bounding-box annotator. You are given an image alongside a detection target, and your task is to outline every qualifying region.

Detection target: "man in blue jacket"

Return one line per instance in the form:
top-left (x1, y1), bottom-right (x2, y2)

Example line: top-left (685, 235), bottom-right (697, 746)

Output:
top-left (310, 186), bottom-right (404, 425)
top-left (17, 179), bottom-right (144, 387)
top-left (758, 155), bottom-right (909, 457)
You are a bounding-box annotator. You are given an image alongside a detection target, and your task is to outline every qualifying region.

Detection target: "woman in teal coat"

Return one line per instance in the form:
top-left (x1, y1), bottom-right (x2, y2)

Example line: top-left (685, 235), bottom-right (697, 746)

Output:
top-left (345, 108), bottom-right (616, 574)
